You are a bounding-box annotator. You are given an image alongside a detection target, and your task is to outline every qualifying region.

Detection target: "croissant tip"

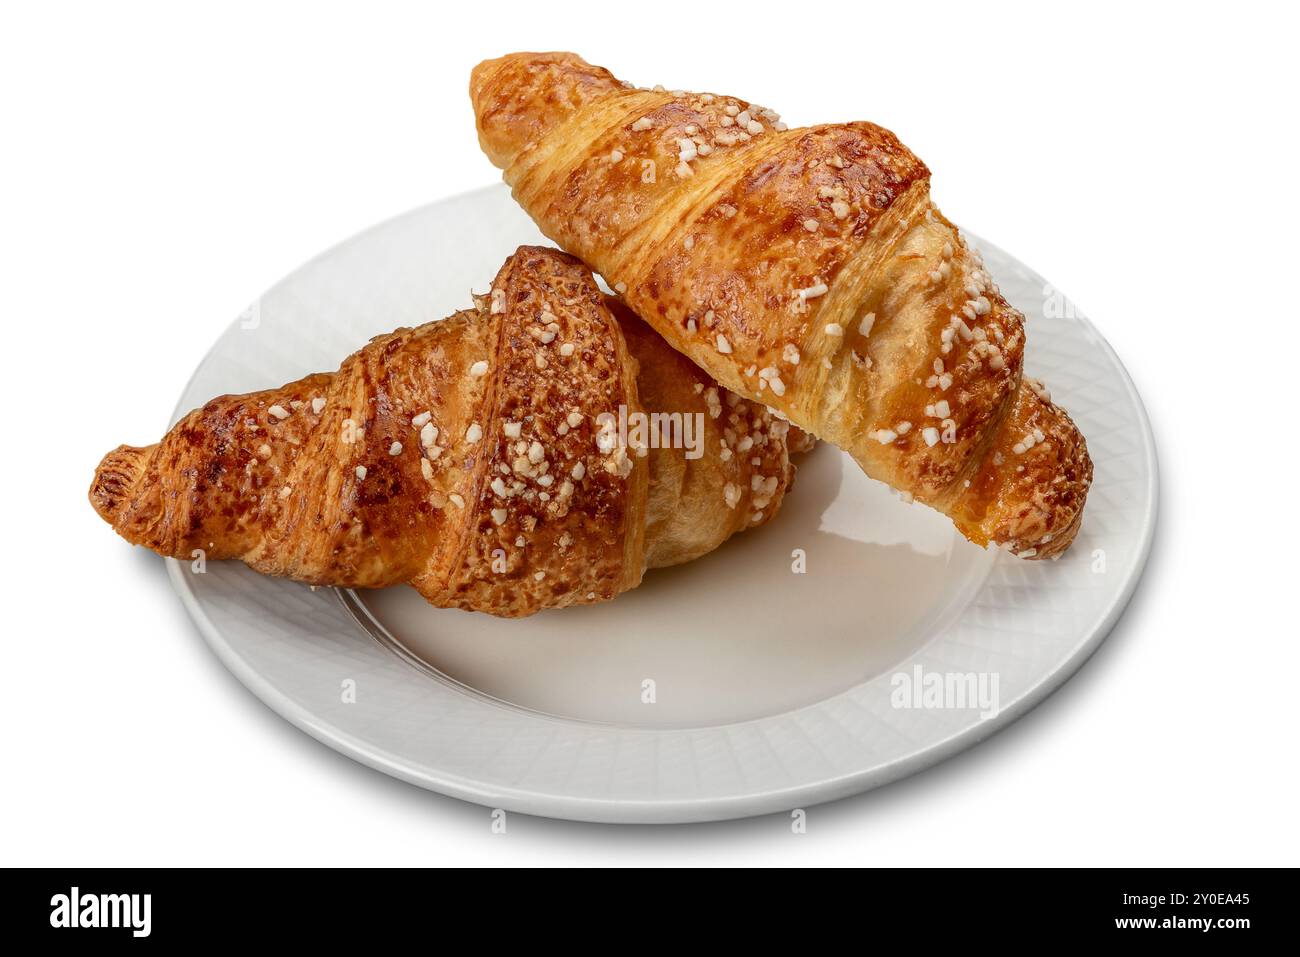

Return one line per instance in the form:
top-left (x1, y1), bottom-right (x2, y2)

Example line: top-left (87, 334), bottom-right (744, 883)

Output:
top-left (1001, 437), bottom-right (1093, 560)
top-left (468, 56), bottom-right (499, 95)
top-left (470, 51), bottom-right (576, 93)
top-left (89, 445), bottom-right (147, 528)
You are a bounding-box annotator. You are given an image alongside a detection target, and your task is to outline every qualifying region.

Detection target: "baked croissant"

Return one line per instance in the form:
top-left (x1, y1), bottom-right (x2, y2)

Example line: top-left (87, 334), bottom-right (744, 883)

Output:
top-left (90, 246), bottom-right (806, 617)
top-left (471, 52), bottom-right (1092, 559)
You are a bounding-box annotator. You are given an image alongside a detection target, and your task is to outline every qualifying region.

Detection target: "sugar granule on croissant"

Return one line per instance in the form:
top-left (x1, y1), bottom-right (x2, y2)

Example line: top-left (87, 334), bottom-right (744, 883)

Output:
top-left (90, 246), bottom-right (806, 618)
top-left (471, 52), bottom-right (1092, 558)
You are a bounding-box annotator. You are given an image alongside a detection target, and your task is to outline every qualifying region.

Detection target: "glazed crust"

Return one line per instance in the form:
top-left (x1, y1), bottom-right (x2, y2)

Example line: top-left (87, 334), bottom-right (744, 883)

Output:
top-left (90, 247), bottom-right (803, 616)
top-left (471, 52), bottom-right (1092, 558)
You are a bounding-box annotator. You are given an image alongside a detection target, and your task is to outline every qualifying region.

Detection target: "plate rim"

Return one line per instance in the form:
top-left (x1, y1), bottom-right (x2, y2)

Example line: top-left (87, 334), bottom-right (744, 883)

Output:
top-left (165, 184), bottom-right (1160, 824)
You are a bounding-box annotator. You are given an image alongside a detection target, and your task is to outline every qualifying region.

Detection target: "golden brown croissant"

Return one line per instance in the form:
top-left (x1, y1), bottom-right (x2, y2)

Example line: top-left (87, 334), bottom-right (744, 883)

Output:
top-left (471, 52), bottom-right (1092, 559)
top-left (90, 246), bottom-right (805, 617)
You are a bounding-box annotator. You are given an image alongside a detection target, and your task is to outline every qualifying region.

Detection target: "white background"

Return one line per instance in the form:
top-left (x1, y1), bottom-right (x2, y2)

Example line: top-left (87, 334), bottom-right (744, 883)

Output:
top-left (3, 1), bottom-right (1296, 866)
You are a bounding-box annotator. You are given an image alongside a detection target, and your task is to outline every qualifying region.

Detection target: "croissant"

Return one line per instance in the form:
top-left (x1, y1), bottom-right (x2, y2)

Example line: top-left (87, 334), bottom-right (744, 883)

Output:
top-left (471, 52), bottom-right (1092, 559)
top-left (90, 246), bottom-right (806, 617)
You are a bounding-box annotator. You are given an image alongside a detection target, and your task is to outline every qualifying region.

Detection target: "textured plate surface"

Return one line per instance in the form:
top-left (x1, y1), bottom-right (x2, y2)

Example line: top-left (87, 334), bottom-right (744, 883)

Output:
top-left (167, 184), bottom-right (1157, 823)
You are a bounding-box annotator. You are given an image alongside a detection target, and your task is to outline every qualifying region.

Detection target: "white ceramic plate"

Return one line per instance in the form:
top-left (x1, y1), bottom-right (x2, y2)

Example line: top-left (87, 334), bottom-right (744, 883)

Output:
top-left (167, 184), bottom-right (1157, 823)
